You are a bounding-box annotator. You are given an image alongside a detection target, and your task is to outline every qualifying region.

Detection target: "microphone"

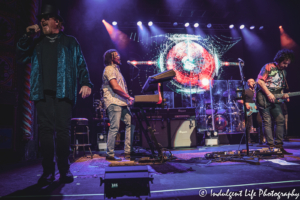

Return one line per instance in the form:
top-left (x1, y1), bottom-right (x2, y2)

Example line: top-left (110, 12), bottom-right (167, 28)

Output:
top-left (238, 58), bottom-right (244, 62)
top-left (127, 60), bottom-right (138, 68)
top-left (26, 29), bottom-right (36, 36)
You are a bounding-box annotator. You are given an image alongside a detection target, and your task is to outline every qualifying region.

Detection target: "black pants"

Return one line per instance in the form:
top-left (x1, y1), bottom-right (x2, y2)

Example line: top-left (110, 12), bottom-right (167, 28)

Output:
top-left (255, 112), bottom-right (264, 143)
top-left (246, 112), bottom-right (263, 143)
top-left (35, 91), bottom-right (72, 174)
top-left (246, 115), bottom-right (253, 143)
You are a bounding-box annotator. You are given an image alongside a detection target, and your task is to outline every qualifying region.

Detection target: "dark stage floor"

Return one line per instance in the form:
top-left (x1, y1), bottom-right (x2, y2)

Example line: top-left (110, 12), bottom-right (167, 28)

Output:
top-left (1, 140), bottom-right (300, 200)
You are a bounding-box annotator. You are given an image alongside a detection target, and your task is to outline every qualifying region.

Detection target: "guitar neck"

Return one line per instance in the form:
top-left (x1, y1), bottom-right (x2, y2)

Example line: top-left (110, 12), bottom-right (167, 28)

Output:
top-left (274, 92), bottom-right (300, 99)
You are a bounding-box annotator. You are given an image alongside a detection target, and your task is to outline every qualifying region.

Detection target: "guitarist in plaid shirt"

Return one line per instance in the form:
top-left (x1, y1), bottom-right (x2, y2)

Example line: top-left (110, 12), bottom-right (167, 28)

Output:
top-left (256, 49), bottom-right (294, 154)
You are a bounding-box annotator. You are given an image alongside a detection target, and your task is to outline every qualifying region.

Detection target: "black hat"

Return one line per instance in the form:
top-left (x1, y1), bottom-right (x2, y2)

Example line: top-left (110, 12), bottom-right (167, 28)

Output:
top-left (37, 4), bottom-right (64, 22)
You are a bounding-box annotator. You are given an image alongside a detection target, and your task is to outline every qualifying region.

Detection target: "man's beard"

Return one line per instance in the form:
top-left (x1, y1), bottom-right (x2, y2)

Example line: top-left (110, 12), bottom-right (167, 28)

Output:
top-left (113, 60), bottom-right (121, 65)
top-left (42, 27), bottom-right (51, 35)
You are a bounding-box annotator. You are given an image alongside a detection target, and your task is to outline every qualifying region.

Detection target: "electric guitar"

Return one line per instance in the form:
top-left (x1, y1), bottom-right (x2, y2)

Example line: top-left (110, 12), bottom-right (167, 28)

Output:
top-left (272, 91), bottom-right (300, 103)
top-left (257, 90), bottom-right (300, 106)
top-left (246, 103), bottom-right (258, 116)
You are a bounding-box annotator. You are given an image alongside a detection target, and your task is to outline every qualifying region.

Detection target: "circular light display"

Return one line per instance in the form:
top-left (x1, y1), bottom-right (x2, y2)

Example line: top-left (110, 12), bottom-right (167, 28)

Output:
top-left (165, 41), bottom-right (215, 88)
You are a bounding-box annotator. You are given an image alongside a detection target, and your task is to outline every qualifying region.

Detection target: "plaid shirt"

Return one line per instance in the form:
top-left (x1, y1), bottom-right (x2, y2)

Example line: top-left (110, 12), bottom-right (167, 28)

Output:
top-left (102, 64), bottom-right (129, 110)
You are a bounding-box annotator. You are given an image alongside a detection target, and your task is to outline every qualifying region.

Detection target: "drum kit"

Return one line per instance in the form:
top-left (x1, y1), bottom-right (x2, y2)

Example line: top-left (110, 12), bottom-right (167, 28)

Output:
top-left (196, 89), bottom-right (245, 133)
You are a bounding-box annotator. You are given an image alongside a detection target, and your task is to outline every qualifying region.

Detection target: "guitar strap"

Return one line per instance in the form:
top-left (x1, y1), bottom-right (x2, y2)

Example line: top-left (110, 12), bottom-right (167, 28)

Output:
top-left (282, 70), bottom-right (289, 90)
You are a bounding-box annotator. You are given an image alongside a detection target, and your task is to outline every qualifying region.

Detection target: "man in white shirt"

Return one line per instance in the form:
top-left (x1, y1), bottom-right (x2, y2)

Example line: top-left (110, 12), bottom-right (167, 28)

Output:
top-left (102, 49), bottom-right (135, 161)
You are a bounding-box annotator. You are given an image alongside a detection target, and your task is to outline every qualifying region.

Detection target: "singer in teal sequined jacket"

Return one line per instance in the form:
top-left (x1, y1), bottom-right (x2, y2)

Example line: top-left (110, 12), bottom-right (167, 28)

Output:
top-left (16, 32), bottom-right (93, 104)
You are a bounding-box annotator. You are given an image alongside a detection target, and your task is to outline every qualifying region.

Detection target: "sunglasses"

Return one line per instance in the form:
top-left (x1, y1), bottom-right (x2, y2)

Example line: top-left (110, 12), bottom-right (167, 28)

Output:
top-left (38, 14), bottom-right (55, 21)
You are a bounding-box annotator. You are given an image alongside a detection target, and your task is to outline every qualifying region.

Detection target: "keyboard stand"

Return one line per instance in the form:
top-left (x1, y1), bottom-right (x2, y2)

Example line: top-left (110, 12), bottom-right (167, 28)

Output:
top-left (133, 107), bottom-right (164, 163)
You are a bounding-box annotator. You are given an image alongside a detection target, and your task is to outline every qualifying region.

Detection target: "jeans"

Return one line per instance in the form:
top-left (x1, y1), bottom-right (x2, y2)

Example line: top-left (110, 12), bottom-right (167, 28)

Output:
top-left (106, 104), bottom-right (135, 157)
top-left (35, 91), bottom-right (72, 174)
top-left (258, 103), bottom-right (284, 147)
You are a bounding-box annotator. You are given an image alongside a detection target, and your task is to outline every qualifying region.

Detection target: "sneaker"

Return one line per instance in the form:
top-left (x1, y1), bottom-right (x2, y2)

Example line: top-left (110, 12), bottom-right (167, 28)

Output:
top-left (280, 148), bottom-right (293, 155)
top-left (38, 172), bottom-right (55, 186)
top-left (59, 170), bottom-right (74, 183)
top-left (106, 156), bottom-right (122, 161)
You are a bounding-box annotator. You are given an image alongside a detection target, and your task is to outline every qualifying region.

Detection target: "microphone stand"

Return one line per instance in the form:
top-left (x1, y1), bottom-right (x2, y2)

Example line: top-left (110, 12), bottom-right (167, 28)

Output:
top-left (238, 60), bottom-right (249, 156)
top-left (129, 63), bottom-right (140, 96)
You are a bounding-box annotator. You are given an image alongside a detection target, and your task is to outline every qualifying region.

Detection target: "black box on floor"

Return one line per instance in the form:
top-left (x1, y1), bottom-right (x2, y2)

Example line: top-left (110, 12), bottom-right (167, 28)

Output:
top-left (100, 166), bottom-right (153, 199)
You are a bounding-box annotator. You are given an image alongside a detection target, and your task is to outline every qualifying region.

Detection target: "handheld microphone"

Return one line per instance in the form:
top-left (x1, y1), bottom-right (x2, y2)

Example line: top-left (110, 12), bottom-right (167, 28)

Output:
top-left (127, 60), bottom-right (138, 68)
top-left (26, 29), bottom-right (36, 36)
top-left (238, 58), bottom-right (244, 62)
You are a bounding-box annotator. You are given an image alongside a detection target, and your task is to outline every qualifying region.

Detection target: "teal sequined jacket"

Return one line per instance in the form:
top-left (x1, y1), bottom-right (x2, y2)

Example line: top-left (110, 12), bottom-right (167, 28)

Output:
top-left (16, 32), bottom-right (93, 104)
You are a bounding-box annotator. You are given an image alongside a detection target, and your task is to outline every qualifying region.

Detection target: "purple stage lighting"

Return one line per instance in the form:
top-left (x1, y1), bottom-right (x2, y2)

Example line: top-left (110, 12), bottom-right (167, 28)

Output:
top-left (229, 24), bottom-right (234, 29)
top-left (250, 26), bottom-right (255, 30)
top-left (259, 26), bottom-right (264, 30)
top-left (207, 23), bottom-right (212, 28)
top-left (194, 23), bottom-right (199, 28)
top-left (173, 22), bottom-right (178, 26)
top-left (112, 21), bottom-right (117, 26)
top-left (137, 21), bottom-right (142, 26)
top-left (240, 25), bottom-right (245, 29)
top-left (185, 23), bottom-right (189, 27)
top-left (148, 21), bottom-right (153, 26)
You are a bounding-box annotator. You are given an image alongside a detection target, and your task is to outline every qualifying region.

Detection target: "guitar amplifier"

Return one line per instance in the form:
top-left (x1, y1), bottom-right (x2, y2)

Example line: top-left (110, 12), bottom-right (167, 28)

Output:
top-left (167, 108), bottom-right (196, 119)
top-left (140, 108), bottom-right (197, 149)
top-left (170, 118), bottom-right (197, 148)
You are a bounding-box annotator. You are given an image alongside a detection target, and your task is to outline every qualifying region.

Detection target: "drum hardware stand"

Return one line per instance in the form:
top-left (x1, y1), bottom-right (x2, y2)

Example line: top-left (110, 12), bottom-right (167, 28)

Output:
top-left (227, 81), bottom-right (234, 132)
top-left (209, 79), bottom-right (216, 132)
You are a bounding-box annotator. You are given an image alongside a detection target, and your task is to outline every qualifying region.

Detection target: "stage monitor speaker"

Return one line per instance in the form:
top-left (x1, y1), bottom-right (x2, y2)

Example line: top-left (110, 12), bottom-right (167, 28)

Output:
top-left (141, 120), bottom-right (168, 148)
top-left (170, 118), bottom-right (197, 148)
top-left (100, 166), bottom-right (153, 198)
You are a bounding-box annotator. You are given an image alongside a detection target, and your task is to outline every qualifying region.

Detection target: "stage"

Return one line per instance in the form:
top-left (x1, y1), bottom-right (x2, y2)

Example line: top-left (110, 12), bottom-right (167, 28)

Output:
top-left (1, 139), bottom-right (300, 200)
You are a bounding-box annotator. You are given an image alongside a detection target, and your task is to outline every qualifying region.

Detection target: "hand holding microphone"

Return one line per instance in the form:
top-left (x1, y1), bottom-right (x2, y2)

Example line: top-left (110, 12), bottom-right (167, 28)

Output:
top-left (26, 24), bottom-right (40, 36)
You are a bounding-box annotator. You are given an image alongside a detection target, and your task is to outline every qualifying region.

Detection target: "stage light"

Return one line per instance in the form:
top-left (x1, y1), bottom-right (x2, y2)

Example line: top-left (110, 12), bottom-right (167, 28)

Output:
top-left (173, 22), bottom-right (178, 26)
top-left (250, 26), bottom-right (255, 29)
top-left (102, 19), bottom-right (105, 23)
top-left (148, 21), bottom-right (153, 26)
top-left (194, 23), bottom-right (199, 28)
top-left (112, 21), bottom-right (117, 26)
top-left (137, 21), bottom-right (142, 26)
top-left (202, 78), bottom-right (209, 86)
top-left (229, 24), bottom-right (234, 29)
top-left (185, 23), bottom-right (189, 27)
top-left (259, 26), bottom-right (264, 30)
top-left (207, 23), bottom-right (212, 28)
top-left (239, 25), bottom-right (245, 29)
top-left (279, 25), bottom-right (282, 29)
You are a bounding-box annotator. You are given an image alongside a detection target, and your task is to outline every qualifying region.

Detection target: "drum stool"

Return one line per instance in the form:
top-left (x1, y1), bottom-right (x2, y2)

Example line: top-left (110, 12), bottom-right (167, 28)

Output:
top-left (71, 118), bottom-right (93, 159)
